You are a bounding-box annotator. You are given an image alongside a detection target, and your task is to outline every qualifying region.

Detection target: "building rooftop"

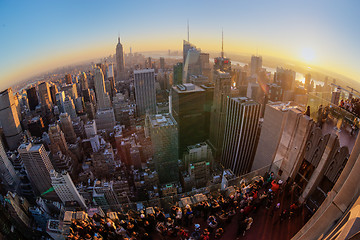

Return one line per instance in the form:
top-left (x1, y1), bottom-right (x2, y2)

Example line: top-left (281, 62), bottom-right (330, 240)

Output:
top-left (148, 113), bottom-right (176, 128)
top-left (173, 83), bottom-right (205, 93)
top-left (134, 68), bottom-right (154, 74)
top-left (268, 101), bottom-right (303, 112)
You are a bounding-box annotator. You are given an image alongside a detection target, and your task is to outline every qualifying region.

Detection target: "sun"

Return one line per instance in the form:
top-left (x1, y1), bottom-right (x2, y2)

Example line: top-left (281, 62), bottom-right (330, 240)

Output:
top-left (301, 48), bottom-right (315, 63)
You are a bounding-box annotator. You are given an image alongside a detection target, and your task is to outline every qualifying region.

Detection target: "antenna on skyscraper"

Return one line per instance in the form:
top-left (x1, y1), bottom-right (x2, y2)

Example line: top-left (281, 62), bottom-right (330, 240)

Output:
top-left (221, 28), bottom-right (224, 58)
top-left (187, 19), bottom-right (190, 42)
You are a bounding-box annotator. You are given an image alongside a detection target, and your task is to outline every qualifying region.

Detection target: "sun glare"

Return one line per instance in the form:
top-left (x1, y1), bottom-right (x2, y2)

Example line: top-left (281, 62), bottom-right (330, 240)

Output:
top-left (301, 48), bottom-right (315, 63)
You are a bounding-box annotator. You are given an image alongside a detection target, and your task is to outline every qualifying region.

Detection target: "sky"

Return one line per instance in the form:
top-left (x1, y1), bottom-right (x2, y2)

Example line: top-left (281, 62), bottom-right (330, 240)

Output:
top-left (0, 0), bottom-right (359, 88)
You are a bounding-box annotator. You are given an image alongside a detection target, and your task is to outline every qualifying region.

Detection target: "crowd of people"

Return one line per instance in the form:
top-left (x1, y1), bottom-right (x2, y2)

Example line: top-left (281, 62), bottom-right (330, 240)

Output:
top-left (67, 172), bottom-right (303, 240)
top-left (339, 98), bottom-right (360, 116)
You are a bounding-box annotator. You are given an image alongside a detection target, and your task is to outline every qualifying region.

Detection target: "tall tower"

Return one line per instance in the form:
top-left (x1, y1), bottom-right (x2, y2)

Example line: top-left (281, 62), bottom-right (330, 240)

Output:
top-left (250, 55), bottom-right (263, 76)
top-left (134, 69), bottom-right (156, 116)
top-left (171, 83), bottom-right (206, 156)
top-left (59, 113), bottom-right (77, 144)
top-left (48, 123), bottom-right (69, 154)
top-left (79, 72), bottom-right (89, 91)
top-left (146, 113), bottom-right (179, 183)
top-left (63, 96), bottom-right (77, 119)
top-left (0, 88), bottom-right (23, 150)
top-left (116, 37), bottom-right (125, 81)
top-left (26, 86), bottom-right (39, 111)
top-left (0, 138), bottom-right (18, 188)
top-left (18, 143), bottom-right (57, 198)
top-left (208, 71), bottom-right (231, 157)
top-left (221, 97), bottom-right (260, 176)
top-left (38, 82), bottom-right (53, 110)
top-left (94, 67), bottom-right (111, 110)
top-left (50, 170), bottom-right (87, 209)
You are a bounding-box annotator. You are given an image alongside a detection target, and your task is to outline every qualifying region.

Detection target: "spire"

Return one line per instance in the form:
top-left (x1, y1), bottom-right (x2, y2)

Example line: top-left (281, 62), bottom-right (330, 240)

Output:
top-left (221, 28), bottom-right (224, 58)
top-left (187, 19), bottom-right (189, 42)
top-left (118, 36), bottom-right (120, 44)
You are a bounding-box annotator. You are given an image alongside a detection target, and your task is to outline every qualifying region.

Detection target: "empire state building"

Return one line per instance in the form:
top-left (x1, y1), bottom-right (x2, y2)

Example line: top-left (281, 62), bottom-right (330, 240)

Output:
top-left (116, 37), bottom-right (125, 81)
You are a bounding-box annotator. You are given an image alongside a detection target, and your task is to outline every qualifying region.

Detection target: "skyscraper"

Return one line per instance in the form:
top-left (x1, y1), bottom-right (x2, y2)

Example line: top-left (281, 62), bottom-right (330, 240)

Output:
top-left (65, 74), bottom-right (72, 84)
top-left (221, 97), bottom-right (260, 176)
top-left (182, 48), bottom-right (201, 83)
top-left (116, 37), bottom-right (125, 81)
top-left (49, 85), bottom-right (58, 105)
top-left (79, 72), bottom-right (89, 91)
top-left (183, 40), bottom-right (196, 65)
top-left (26, 86), bottom-right (39, 111)
top-left (171, 83), bottom-right (206, 156)
top-left (160, 57), bottom-right (165, 69)
top-left (0, 88), bottom-right (23, 150)
top-left (173, 63), bottom-right (183, 85)
top-left (50, 170), bottom-right (87, 209)
top-left (63, 96), bottom-right (77, 119)
top-left (38, 82), bottom-right (53, 110)
top-left (106, 64), bottom-right (116, 98)
top-left (59, 113), bottom-right (77, 144)
top-left (0, 138), bottom-right (18, 188)
top-left (48, 123), bottom-right (69, 154)
top-left (94, 67), bottom-right (111, 110)
top-left (209, 71), bottom-right (231, 157)
top-left (146, 113), bottom-right (179, 183)
top-left (134, 69), bottom-right (156, 116)
top-left (250, 55), bottom-right (263, 76)
top-left (18, 143), bottom-right (57, 198)
top-left (274, 67), bottom-right (296, 92)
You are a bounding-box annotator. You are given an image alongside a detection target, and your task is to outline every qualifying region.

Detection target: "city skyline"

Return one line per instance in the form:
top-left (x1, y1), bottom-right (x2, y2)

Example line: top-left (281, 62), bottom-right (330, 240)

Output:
top-left (1, 0), bottom-right (360, 88)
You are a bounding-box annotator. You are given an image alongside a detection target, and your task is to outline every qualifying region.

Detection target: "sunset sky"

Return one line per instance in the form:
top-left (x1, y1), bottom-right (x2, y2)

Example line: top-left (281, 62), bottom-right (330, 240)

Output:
top-left (0, 0), bottom-right (359, 88)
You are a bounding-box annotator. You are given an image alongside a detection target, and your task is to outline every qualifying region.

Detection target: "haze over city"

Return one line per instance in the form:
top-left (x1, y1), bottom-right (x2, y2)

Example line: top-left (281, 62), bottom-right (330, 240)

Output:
top-left (1, 0), bottom-right (360, 88)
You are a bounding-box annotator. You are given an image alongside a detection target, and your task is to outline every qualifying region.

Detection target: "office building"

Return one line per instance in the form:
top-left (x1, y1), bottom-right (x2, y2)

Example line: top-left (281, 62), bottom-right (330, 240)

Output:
top-left (252, 102), bottom-right (300, 171)
top-left (209, 71), bottom-right (231, 157)
top-left (250, 55), bottom-right (263, 76)
top-left (59, 112), bottom-right (77, 144)
top-left (182, 142), bottom-right (213, 188)
top-left (200, 83), bottom-right (214, 139)
top-left (49, 85), bottom-right (58, 105)
top-left (38, 82), bottom-right (53, 110)
top-left (183, 48), bottom-right (201, 83)
top-left (183, 40), bottom-right (196, 65)
top-left (50, 170), bottom-right (87, 209)
top-left (48, 123), bottom-right (69, 154)
top-left (116, 37), bottom-right (125, 80)
top-left (160, 57), bottom-right (165, 69)
top-left (84, 120), bottom-right (97, 138)
top-left (26, 86), bottom-right (39, 111)
top-left (95, 109), bottom-right (115, 132)
top-left (134, 69), bottom-right (156, 116)
top-left (106, 64), bottom-right (116, 98)
top-left (27, 116), bottom-right (45, 138)
top-left (0, 88), bottom-right (23, 150)
top-left (65, 74), bottom-right (72, 84)
top-left (63, 96), bottom-right (77, 119)
top-left (274, 67), bottom-right (296, 92)
top-left (146, 113), bottom-right (179, 183)
top-left (94, 67), bottom-right (111, 110)
top-left (0, 138), bottom-right (18, 188)
top-left (221, 97), bottom-right (261, 176)
top-left (79, 72), bottom-right (89, 91)
top-left (171, 83), bottom-right (206, 155)
top-left (173, 63), bottom-right (183, 85)
top-left (18, 143), bottom-right (57, 198)
top-left (62, 83), bottom-right (78, 100)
